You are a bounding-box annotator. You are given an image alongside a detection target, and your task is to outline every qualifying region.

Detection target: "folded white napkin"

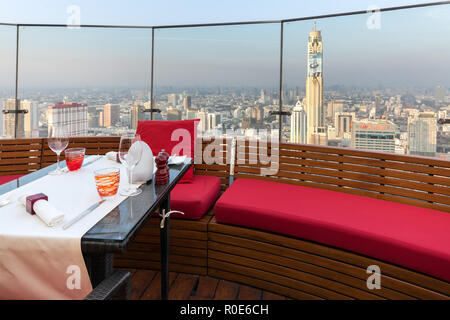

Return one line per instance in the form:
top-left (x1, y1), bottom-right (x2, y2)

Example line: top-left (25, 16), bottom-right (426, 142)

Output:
top-left (168, 155), bottom-right (187, 165)
top-left (18, 194), bottom-right (65, 227)
top-left (131, 141), bottom-right (154, 183)
top-left (107, 141), bottom-right (155, 183)
top-left (105, 151), bottom-right (118, 162)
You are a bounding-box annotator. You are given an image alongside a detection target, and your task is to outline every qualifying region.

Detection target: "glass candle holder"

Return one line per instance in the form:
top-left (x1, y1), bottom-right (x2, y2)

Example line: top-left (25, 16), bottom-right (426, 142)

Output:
top-left (94, 168), bottom-right (120, 200)
top-left (65, 147), bottom-right (86, 171)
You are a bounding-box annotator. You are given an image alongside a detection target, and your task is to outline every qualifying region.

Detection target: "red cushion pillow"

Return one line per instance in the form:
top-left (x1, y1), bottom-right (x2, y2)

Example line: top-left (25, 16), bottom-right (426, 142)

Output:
top-left (136, 120), bottom-right (198, 183)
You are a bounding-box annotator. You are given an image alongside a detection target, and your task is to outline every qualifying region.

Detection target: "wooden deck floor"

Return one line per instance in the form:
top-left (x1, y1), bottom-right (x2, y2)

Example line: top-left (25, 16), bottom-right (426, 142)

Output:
top-left (124, 269), bottom-right (290, 300)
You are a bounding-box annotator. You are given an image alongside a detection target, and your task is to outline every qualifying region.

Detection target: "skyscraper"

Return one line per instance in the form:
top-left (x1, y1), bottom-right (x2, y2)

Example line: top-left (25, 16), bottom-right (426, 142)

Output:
top-left (407, 112), bottom-right (437, 157)
top-left (196, 110), bottom-right (208, 132)
top-left (3, 98), bottom-right (33, 138)
top-left (103, 104), bottom-right (120, 127)
top-left (326, 100), bottom-right (344, 119)
top-left (131, 104), bottom-right (145, 130)
top-left (168, 94), bottom-right (177, 106)
top-left (207, 113), bottom-right (216, 131)
top-left (334, 112), bottom-right (355, 138)
top-left (47, 102), bottom-right (88, 136)
top-left (167, 107), bottom-right (182, 121)
top-left (290, 100), bottom-right (307, 144)
top-left (305, 22), bottom-right (326, 145)
top-left (352, 119), bottom-right (396, 153)
top-left (183, 96), bottom-right (191, 112)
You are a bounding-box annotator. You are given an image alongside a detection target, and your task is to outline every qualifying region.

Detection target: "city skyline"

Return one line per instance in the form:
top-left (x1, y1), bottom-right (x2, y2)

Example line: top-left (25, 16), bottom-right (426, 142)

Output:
top-left (1, 2), bottom-right (450, 160)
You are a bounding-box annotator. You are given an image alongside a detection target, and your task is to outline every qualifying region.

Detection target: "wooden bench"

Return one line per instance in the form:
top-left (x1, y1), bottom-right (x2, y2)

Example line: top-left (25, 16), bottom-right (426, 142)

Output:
top-left (208, 141), bottom-right (450, 300)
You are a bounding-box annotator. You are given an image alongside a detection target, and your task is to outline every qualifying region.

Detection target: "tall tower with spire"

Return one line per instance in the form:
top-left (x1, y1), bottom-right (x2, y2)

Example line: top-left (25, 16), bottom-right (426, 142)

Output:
top-left (305, 22), bottom-right (326, 145)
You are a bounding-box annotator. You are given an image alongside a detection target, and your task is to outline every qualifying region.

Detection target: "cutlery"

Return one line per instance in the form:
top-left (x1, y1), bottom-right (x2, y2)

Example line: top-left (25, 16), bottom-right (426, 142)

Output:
top-left (62, 200), bottom-right (105, 230)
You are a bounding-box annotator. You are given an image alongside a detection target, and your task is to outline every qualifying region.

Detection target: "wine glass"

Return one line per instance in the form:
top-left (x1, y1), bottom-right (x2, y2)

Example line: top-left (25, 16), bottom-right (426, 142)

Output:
top-left (48, 125), bottom-right (69, 175)
top-left (118, 134), bottom-right (143, 196)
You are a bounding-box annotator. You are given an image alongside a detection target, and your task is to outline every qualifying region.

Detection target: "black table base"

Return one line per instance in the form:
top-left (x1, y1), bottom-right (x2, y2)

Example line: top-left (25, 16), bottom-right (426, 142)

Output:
top-left (159, 194), bottom-right (170, 300)
top-left (84, 193), bottom-right (172, 300)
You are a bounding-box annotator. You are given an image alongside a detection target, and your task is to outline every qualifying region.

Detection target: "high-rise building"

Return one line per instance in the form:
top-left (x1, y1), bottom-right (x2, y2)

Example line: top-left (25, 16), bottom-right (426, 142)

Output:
top-left (186, 109), bottom-right (198, 120)
top-left (88, 106), bottom-right (99, 128)
top-left (326, 100), bottom-right (344, 119)
top-left (47, 102), bottom-right (88, 136)
top-left (352, 119), bottom-right (396, 153)
top-left (3, 98), bottom-right (19, 138)
top-left (2, 98), bottom-right (33, 138)
top-left (259, 89), bottom-right (266, 104)
top-left (168, 94), bottom-right (177, 106)
top-left (196, 110), bottom-right (208, 132)
top-left (305, 23), bottom-right (326, 145)
top-left (334, 112), bottom-right (355, 138)
top-left (167, 108), bottom-right (182, 121)
top-left (131, 104), bottom-right (145, 130)
top-left (407, 111), bottom-right (437, 157)
top-left (435, 85), bottom-right (446, 102)
top-left (103, 104), bottom-right (120, 127)
top-left (207, 113), bottom-right (216, 131)
top-left (290, 100), bottom-right (307, 144)
top-left (99, 111), bottom-right (104, 127)
top-left (183, 96), bottom-right (191, 112)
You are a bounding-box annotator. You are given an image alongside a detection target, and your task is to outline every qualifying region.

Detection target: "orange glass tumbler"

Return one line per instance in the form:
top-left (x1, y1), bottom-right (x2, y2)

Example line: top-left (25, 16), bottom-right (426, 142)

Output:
top-left (94, 168), bottom-right (120, 199)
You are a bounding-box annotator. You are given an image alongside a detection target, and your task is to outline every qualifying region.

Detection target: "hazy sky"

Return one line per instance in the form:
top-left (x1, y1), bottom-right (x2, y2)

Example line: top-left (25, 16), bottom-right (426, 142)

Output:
top-left (0, 1), bottom-right (449, 90)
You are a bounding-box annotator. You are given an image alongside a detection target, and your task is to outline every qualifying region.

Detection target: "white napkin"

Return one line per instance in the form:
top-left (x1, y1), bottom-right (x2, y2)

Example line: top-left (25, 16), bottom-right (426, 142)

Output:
top-left (168, 155), bottom-right (187, 165)
top-left (107, 141), bottom-right (155, 183)
top-left (105, 151), bottom-right (118, 162)
top-left (131, 141), bottom-right (154, 183)
top-left (18, 194), bottom-right (65, 227)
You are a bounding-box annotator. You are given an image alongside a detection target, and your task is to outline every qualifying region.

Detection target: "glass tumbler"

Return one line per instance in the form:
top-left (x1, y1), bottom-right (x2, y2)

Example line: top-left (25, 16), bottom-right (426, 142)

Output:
top-left (94, 168), bottom-right (120, 200)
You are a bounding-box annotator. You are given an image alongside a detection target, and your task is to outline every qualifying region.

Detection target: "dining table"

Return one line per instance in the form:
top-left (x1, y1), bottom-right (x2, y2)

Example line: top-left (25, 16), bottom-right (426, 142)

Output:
top-left (0, 155), bottom-right (193, 300)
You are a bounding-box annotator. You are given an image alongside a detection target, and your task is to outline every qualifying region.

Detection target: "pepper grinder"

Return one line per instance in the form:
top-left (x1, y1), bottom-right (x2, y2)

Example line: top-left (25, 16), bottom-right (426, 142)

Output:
top-left (155, 149), bottom-right (170, 185)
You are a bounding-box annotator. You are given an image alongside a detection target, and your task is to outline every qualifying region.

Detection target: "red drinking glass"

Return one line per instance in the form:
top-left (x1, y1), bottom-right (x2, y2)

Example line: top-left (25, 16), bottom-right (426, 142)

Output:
top-left (65, 147), bottom-right (86, 171)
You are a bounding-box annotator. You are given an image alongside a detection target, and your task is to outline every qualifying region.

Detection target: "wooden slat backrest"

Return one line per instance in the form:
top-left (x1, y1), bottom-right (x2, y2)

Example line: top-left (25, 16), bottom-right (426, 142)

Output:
top-left (231, 140), bottom-right (450, 213)
top-left (41, 136), bottom-right (120, 168)
top-left (194, 137), bottom-right (230, 191)
top-left (0, 138), bottom-right (43, 176)
top-left (5, 136), bottom-right (450, 213)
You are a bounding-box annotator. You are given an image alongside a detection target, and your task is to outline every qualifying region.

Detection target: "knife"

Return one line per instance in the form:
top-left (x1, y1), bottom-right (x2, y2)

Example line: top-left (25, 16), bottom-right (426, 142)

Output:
top-left (62, 200), bottom-right (105, 230)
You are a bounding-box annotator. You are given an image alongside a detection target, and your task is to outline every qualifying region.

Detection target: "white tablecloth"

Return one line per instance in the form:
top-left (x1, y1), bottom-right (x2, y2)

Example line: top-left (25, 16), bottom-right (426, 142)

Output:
top-left (0, 156), bottom-right (134, 300)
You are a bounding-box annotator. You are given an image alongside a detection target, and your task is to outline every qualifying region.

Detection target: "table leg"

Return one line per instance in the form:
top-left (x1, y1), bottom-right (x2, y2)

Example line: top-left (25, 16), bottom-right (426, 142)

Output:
top-left (84, 253), bottom-right (114, 288)
top-left (160, 194), bottom-right (170, 300)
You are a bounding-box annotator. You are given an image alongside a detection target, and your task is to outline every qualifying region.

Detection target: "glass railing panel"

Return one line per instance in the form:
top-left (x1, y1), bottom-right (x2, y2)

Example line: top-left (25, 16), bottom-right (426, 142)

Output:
top-left (0, 25), bottom-right (17, 139)
top-left (17, 26), bottom-right (153, 138)
top-left (153, 23), bottom-right (281, 141)
top-left (283, 4), bottom-right (450, 158)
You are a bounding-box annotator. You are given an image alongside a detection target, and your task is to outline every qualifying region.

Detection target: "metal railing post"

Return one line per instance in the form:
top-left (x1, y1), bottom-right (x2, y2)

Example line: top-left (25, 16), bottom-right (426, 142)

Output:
top-left (14, 25), bottom-right (20, 139)
top-left (150, 27), bottom-right (155, 120)
top-left (278, 22), bottom-right (284, 143)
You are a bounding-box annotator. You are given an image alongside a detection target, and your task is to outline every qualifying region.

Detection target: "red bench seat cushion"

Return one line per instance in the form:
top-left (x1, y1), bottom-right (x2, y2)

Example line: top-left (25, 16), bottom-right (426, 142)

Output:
top-left (170, 175), bottom-right (221, 220)
top-left (0, 175), bottom-right (23, 185)
top-left (215, 178), bottom-right (450, 282)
